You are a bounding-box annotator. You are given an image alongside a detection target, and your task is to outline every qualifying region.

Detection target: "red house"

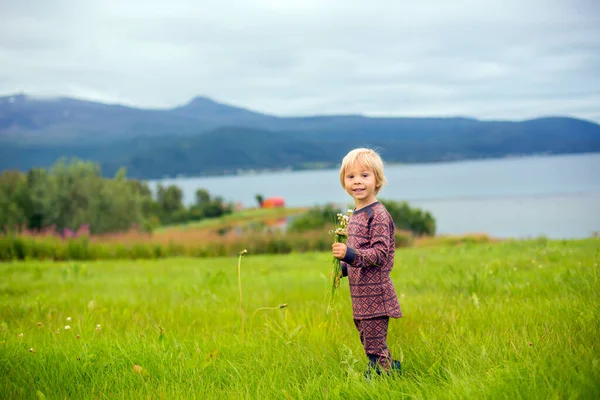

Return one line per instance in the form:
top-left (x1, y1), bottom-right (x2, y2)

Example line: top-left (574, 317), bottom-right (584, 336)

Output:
top-left (261, 197), bottom-right (285, 208)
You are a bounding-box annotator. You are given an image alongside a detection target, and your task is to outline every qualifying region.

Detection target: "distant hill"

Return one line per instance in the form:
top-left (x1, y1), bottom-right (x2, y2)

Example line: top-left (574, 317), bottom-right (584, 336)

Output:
top-left (1, 93), bottom-right (599, 179)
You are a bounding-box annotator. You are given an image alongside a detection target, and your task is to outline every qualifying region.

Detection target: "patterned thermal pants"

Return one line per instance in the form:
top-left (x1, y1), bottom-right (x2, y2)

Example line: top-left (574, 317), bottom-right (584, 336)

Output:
top-left (353, 316), bottom-right (392, 370)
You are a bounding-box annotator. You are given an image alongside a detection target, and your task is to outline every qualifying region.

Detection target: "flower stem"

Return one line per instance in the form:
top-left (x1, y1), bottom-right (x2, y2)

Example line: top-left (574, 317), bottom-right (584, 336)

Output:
top-left (238, 249), bottom-right (247, 342)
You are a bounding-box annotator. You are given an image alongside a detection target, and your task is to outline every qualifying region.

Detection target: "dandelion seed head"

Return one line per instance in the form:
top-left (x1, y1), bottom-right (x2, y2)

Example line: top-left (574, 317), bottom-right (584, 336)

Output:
top-left (96, 324), bottom-right (101, 331)
top-left (65, 325), bottom-right (71, 330)
top-left (66, 317), bottom-right (72, 322)
top-left (29, 348), bottom-right (35, 353)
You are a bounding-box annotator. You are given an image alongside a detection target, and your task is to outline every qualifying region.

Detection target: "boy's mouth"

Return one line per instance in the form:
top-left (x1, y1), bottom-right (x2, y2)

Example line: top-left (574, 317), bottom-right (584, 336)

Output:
top-left (353, 188), bottom-right (365, 193)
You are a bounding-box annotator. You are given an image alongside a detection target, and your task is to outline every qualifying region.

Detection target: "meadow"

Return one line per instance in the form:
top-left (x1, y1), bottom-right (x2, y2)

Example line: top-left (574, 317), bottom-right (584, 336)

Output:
top-left (1, 238), bottom-right (599, 399)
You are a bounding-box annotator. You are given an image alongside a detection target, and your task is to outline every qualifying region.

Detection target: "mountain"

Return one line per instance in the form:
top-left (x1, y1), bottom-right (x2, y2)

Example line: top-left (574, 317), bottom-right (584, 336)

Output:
top-left (0, 94), bottom-right (208, 144)
top-left (170, 96), bottom-right (276, 125)
top-left (1, 93), bottom-right (599, 179)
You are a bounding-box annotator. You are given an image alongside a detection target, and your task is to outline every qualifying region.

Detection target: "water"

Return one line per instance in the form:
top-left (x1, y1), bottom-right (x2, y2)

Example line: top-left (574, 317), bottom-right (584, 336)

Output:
top-left (149, 153), bottom-right (600, 239)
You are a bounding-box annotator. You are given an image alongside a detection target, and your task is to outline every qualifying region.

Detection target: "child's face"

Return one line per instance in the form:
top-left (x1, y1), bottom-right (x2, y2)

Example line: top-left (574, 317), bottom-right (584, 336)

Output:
top-left (343, 162), bottom-right (379, 208)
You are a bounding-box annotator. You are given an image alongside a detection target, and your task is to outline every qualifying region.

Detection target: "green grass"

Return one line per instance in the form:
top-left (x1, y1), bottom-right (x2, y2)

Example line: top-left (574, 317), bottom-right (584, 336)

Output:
top-left (1, 238), bottom-right (599, 399)
top-left (157, 207), bottom-right (306, 232)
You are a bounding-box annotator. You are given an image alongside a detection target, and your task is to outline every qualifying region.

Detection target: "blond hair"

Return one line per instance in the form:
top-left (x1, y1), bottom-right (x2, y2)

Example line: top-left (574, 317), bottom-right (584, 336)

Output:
top-left (339, 148), bottom-right (387, 194)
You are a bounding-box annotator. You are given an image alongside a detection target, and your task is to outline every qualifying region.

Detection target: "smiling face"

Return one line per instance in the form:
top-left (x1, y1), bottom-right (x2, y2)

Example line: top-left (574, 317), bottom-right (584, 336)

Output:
top-left (343, 162), bottom-right (380, 209)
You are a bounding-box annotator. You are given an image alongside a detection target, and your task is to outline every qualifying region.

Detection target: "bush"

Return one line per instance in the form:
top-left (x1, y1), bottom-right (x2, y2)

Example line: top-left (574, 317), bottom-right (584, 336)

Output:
top-left (380, 199), bottom-right (436, 236)
top-left (287, 204), bottom-right (340, 233)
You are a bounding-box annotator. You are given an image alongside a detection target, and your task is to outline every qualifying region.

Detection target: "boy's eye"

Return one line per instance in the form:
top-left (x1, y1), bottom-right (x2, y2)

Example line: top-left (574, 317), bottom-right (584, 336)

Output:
top-left (362, 173), bottom-right (369, 178)
top-left (347, 175), bottom-right (354, 179)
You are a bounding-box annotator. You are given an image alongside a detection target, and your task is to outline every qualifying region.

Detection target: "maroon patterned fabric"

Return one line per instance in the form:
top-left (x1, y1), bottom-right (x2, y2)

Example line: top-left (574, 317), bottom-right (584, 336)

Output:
top-left (354, 316), bottom-right (392, 369)
top-left (341, 202), bottom-right (402, 320)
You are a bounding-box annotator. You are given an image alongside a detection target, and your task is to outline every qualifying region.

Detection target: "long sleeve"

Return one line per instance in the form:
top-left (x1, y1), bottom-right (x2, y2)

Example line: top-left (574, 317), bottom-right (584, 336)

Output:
top-left (341, 205), bottom-right (394, 269)
top-left (342, 219), bottom-right (393, 268)
top-left (341, 261), bottom-right (348, 277)
top-left (342, 202), bottom-right (402, 320)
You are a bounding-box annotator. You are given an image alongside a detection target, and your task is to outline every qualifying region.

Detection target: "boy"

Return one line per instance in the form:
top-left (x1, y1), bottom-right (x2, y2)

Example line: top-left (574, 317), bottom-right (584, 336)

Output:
top-left (332, 148), bottom-right (402, 377)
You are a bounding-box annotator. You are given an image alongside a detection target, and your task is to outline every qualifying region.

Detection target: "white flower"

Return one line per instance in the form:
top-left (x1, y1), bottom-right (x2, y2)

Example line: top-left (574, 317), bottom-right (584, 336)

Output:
top-left (347, 209), bottom-right (354, 214)
top-left (65, 325), bottom-right (71, 330)
top-left (96, 324), bottom-right (101, 331)
top-left (66, 317), bottom-right (72, 322)
top-left (18, 333), bottom-right (23, 339)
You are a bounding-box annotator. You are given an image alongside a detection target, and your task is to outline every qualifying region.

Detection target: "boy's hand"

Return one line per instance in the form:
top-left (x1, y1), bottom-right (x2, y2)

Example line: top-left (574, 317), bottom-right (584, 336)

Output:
top-left (332, 243), bottom-right (347, 260)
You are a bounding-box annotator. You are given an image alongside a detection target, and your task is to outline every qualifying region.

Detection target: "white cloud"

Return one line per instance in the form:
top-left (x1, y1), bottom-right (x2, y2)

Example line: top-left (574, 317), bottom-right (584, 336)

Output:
top-left (1, 0), bottom-right (599, 122)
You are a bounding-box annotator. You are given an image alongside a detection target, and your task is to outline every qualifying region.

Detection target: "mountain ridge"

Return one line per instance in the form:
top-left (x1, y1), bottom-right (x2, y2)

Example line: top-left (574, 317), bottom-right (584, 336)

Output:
top-left (1, 93), bottom-right (599, 179)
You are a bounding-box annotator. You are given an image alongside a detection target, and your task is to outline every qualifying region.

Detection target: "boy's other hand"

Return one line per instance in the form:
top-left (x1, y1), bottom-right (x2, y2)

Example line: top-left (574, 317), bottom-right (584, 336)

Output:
top-left (332, 243), bottom-right (347, 259)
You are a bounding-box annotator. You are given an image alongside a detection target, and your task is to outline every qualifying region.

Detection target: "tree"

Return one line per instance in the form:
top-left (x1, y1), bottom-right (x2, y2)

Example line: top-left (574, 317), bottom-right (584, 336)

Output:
top-left (0, 170), bottom-right (29, 231)
top-left (196, 188), bottom-right (210, 205)
top-left (380, 199), bottom-right (436, 236)
top-left (255, 194), bottom-right (264, 208)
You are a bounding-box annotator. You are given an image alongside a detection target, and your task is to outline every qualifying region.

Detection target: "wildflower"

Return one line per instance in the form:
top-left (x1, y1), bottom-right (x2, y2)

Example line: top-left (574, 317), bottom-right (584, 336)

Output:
top-left (327, 208), bottom-right (353, 309)
top-left (66, 317), bottom-right (72, 322)
top-left (29, 348), bottom-right (35, 353)
top-left (96, 324), bottom-right (101, 331)
top-left (133, 365), bottom-right (143, 374)
top-left (239, 249), bottom-right (248, 256)
top-left (65, 325), bottom-right (71, 330)
top-left (18, 333), bottom-right (23, 339)
top-left (76, 335), bottom-right (80, 339)
top-left (471, 293), bottom-right (480, 309)
top-left (37, 322), bottom-right (42, 327)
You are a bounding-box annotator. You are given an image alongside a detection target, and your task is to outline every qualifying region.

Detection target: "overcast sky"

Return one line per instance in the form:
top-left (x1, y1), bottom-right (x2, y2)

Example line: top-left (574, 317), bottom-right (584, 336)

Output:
top-left (1, 0), bottom-right (599, 122)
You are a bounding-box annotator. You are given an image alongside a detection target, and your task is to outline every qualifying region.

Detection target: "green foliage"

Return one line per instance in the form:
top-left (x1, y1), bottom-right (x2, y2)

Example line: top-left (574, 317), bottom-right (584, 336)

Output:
top-left (288, 201), bottom-right (436, 237)
top-left (0, 159), bottom-right (148, 235)
top-left (0, 230), bottom-right (349, 261)
top-left (287, 204), bottom-right (340, 233)
top-left (380, 199), bottom-right (436, 236)
top-left (0, 239), bottom-right (598, 398)
top-left (0, 170), bottom-right (29, 229)
top-left (0, 159), bottom-right (233, 236)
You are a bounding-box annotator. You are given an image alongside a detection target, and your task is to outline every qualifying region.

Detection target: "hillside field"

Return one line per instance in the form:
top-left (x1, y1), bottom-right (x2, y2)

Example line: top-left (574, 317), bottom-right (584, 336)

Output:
top-left (1, 239), bottom-right (599, 399)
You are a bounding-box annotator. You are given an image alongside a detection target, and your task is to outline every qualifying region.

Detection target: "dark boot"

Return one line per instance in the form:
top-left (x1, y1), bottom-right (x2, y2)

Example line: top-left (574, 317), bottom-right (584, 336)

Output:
top-left (364, 354), bottom-right (382, 380)
top-left (391, 359), bottom-right (402, 375)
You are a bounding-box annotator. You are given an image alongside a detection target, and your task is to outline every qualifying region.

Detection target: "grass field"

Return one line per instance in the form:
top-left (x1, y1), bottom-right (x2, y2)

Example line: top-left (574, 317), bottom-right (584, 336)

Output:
top-left (1, 238), bottom-right (599, 399)
top-left (155, 207), bottom-right (307, 233)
